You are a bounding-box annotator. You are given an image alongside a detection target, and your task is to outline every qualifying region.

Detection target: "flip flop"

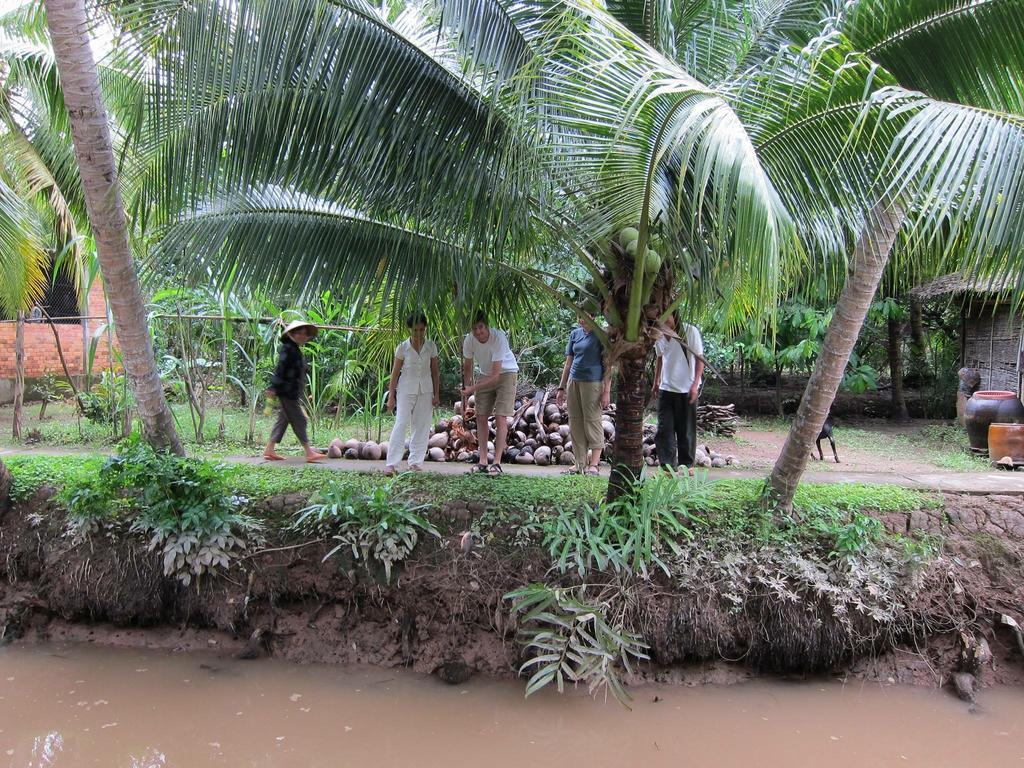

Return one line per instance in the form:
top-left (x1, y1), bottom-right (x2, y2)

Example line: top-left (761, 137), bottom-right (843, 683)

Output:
top-left (486, 464), bottom-right (504, 477)
top-left (262, 453), bottom-right (285, 461)
top-left (583, 466), bottom-right (600, 476)
top-left (305, 455), bottom-right (325, 463)
top-left (466, 464), bottom-right (489, 475)
top-left (561, 468), bottom-right (580, 475)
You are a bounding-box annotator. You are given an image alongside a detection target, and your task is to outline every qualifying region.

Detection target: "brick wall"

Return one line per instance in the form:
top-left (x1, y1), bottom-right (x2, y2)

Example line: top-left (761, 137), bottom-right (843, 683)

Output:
top-left (0, 279), bottom-right (115, 382)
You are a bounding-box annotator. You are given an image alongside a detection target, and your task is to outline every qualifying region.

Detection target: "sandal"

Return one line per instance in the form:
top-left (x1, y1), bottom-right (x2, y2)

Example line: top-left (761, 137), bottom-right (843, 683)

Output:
top-left (486, 464), bottom-right (504, 477)
top-left (583, 466), bottom-right (600, 476)
top-left (560, 468), bottom-right (580, 475)
top-left (262, 453), bottom-right (285, 461)
top-left (466, 464), bottom-right (490, 475)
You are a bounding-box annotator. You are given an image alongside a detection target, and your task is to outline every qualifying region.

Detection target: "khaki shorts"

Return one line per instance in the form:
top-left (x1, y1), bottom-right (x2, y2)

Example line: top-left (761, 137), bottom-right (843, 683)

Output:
top-left (475, 372), bottom-right (518, 418)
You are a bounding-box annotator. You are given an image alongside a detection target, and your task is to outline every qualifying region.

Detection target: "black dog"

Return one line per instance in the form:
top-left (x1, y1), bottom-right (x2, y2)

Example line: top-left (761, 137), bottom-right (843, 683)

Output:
top-left (815, 413), bottom-right (840, 463)
top-left (782, 397), bottom-right (839, 463)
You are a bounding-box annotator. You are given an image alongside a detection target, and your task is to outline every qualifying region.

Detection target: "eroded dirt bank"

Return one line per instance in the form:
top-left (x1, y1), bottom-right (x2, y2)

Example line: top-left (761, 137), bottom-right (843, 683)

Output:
top-left (1, 489), bottom-right (1022, 695)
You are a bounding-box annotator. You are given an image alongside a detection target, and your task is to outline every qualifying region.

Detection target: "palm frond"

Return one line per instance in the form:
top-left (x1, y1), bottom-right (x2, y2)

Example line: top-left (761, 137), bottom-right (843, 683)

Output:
top-left (526, 1), bottom-right (793, 318)
top-left (150, 185), bottom-right (537, 319)
top-left (841, 0), bottom-right (1024, 112)
top-left (0, 175), bottom-right (48, 317)
top-left (677, 0), bottom-right (837, 85)
top-left (734, 40), bottom-right (901, 275)
top-left (605, 0), bottom-right (677, 56)
top-left (882, 97), bottom-right (1024, 293)
top-left (122, 0), bottom-right (529, 264)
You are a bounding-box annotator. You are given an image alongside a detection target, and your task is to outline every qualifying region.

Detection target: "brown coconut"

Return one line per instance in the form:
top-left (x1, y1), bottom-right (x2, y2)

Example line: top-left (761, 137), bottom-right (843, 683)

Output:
top-left (428, 447), bottom-right (446, 462)
top-left (360, 442), bottom-right (382, 461)
top-left (327, 438), bottom-right (344, 459)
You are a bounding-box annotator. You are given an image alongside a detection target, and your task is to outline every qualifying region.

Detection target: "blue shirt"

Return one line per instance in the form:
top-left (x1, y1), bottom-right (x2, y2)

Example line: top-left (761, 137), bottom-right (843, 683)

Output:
top-left (566, 327), bottom-right (604, 382)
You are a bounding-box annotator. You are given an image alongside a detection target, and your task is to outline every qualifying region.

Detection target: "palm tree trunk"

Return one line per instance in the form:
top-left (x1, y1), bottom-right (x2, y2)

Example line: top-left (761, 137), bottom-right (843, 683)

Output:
top-left (888, 314), bottom-right (910, 421)
top-left (908, 295), bottom-right (929, 381)
top-left (0, 457), bottom-right (12, 517)
top-left (12, 312), bottom-right (24, 440)
top-left (766, 202), bottom-right (904, 514)
top-left (606, 350), bottom-right (650, 502)
top-left (45, 0), bottom-right (183, 456)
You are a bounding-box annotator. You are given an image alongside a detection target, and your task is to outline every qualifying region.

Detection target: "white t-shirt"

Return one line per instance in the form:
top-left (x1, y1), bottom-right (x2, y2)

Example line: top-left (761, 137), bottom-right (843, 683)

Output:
top-left (395, 338), bottom-right (438, 395)
top-left (655, 324), bottom-right (704, 394)
top-left (462, 328), bottom-right (519, 376)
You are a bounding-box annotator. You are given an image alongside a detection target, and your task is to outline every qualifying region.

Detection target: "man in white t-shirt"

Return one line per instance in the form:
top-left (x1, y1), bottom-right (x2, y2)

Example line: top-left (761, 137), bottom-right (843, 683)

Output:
top-left (461, 310), bottom-right (519, 476)
top-left (652, 316), bottom-right (704, 473)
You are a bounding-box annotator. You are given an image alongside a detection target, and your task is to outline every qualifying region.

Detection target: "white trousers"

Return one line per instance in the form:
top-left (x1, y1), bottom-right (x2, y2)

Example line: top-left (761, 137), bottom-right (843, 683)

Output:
top-left (387, 390), bottom-right (433, 467)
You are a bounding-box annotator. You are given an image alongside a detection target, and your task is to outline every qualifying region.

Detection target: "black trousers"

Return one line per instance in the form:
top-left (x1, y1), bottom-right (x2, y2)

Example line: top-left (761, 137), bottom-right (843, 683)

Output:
top-left (269, 396), bottom-right (310, 445)
top-left (655, 390), bottom-right (697, 468)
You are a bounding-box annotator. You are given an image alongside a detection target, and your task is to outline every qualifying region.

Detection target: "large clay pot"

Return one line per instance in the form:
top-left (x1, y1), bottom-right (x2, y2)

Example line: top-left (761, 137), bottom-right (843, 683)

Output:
top-left (988, 423), bottom-right (1024, 464)
top-left (964, 391), bottom-right (1024, 454)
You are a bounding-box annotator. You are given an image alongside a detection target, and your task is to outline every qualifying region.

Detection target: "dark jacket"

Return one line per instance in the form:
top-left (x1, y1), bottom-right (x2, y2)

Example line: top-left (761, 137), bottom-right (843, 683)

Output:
top-left (269, 337), bottom-right (307, 401)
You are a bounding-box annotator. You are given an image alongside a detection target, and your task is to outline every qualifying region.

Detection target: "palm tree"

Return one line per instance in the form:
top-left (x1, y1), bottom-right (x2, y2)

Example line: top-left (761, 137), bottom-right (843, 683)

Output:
top-left (43, 0), bottom-right (183, 455)
top-left (109, 0), bottom-right (790, 497)
top-left (766, 0), bottom-right (1024, 512)
top-left (98, 0), bottom-right (1022, 503)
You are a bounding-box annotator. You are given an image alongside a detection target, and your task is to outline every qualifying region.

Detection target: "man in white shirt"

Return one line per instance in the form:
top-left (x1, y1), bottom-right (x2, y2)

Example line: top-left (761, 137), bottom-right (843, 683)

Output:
top-left (652, 316), bottom-right (704, 473)
top-left (461, 310), bottom-right (519, 476)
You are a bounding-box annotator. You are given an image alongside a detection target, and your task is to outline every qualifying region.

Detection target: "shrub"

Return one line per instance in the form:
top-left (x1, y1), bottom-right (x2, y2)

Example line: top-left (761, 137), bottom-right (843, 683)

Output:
top-left (544, 469), bottom-right (706, 578)
top-left (506, 583), bottom-right (648, 707)
top-left (64, 438), bottom-right (260, 585)
top-left (295, 479), bottom-right (439, 583)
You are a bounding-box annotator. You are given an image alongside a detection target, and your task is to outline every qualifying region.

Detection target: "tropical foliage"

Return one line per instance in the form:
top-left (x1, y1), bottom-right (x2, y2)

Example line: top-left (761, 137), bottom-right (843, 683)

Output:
top-left (4, 0), bottom-right (1022, 502)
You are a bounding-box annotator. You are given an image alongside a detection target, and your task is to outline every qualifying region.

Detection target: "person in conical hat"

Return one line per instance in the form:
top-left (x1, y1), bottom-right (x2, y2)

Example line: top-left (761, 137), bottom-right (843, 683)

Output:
top-left (263, 320), bottom-right (323, 463)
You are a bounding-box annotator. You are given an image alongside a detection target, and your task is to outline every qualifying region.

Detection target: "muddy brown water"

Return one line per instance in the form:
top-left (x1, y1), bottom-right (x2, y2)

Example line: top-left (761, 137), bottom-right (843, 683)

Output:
top-left (1, 645), bottom-right (1022, 767)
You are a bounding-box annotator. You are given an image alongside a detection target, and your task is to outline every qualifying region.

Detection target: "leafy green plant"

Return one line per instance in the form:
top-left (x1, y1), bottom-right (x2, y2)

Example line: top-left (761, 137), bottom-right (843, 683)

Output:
top-left (79, 369), bottom-right (131, 434)
top-left (832, 513), bottom-right (885, 558)
top-left (34, 372), bottom-right (72, 420)
top-left (506, 584), bottom-right (649, 707)
top-left (63, 439), bottom-right (260, 584)
top-left (296, 479), bottom-right (439, 582)
top-left (545, 470), bottom-right (706, 578)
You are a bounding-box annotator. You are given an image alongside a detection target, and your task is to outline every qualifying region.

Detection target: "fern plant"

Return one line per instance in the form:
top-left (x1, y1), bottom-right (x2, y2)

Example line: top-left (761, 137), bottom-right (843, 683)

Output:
top-left (296, 479), bottom-right (439, 583)
top-left (506, 584), bottom-right (649, 708)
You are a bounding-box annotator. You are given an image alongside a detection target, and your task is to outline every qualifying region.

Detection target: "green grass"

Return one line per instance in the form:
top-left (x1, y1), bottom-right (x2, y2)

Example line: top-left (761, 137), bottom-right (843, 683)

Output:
top-left (6, 452), bottom-right (937, 517)
top-left (3, 454), bottom-right (106, 501)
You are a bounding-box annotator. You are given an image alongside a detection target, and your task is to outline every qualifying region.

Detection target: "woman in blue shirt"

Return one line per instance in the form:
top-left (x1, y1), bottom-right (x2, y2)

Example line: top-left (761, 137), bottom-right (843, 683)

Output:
top-left (556, 316), bottom-right (612, 475)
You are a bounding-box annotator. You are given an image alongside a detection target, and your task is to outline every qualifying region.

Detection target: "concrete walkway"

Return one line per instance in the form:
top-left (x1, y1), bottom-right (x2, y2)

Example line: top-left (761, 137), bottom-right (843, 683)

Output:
top-left (6, 446), bottom-right (1024, 496)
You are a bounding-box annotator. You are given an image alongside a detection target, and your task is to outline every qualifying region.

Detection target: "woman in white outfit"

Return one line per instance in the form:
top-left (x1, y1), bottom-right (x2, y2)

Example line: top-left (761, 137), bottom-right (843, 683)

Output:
top-left (385, 313), bottom-right (440, 476)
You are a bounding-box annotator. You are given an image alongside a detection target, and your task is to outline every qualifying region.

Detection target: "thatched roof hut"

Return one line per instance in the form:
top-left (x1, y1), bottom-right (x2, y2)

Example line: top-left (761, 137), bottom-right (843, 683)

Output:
top-left (911, 273), bottom-right (1022, 394)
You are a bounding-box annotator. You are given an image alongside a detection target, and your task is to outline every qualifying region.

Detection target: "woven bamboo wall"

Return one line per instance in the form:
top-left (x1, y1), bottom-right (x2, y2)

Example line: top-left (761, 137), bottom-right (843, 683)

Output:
top-left (963, 301), bottom-right (1022, 392)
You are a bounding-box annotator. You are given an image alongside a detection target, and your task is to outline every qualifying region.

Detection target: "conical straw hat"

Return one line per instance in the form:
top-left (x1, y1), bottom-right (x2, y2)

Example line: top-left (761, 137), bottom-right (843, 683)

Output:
top-left (280, 319), bottom-right (319, 340)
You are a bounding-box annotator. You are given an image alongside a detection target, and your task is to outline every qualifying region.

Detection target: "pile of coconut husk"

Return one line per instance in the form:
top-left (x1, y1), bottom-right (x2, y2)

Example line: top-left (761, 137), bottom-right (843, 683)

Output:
top-left (326, 386), bottom-right (740, 466)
